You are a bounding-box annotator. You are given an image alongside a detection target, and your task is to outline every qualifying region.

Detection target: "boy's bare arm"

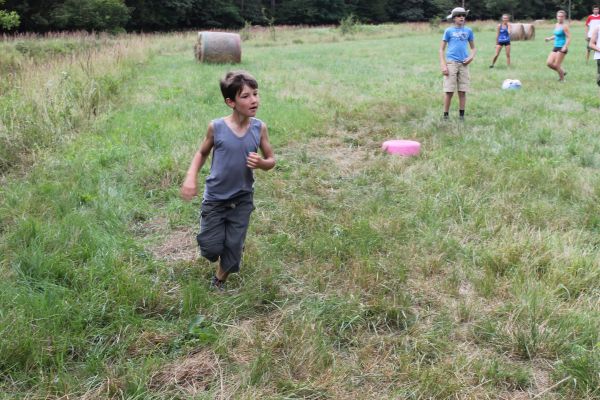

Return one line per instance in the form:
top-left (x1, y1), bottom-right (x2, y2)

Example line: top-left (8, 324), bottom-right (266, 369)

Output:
top-left (180, 124), bottom-right (215, 201)
top-left (463, 40), bottom-right (476, 65)
top-left (247, 123), bottom-right (275, 171)
top-left (591, 27), bottom-right (599, 51)
top-left (585, 22), bottom-right (589, 38)
top-left (439, 41), bottom-right (448, 75)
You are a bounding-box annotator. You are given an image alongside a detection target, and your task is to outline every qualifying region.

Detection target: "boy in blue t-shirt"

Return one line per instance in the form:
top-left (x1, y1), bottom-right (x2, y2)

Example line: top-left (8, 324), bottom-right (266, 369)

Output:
top-left (439, 7), bottom-right (476, 120)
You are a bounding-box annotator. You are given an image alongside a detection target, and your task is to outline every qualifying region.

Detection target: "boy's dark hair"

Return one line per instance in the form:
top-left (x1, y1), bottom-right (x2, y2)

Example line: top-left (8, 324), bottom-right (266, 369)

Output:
top-left (594, 5), bottom-right (600, 9)
top-left (220, 71), bottom-right (258, 101)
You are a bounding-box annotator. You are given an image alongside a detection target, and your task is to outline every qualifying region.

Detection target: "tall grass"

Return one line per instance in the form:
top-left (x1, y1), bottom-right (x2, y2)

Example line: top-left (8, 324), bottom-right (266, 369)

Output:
top-left (1, 22), bottom-right (599, 399)
top-left (0, 32), bottom-right (195, 174)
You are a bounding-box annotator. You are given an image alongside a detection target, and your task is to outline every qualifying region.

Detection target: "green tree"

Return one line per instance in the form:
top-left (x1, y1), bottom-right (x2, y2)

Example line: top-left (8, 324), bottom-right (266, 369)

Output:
top-left (0, 0), bottom-right (20, 29)
top-left (389, 0), bottom-right (426, 21)
top-left (51, 0), bottom-right (131, 31)
top-left (484, 0), bottom-right (520, 19)
top-left (186, 0), bottom-right (243, 29)
top-left (236, 0), bottom-right (264, 24)
top-left (428, 0), bottom-right (454, 19)
top-left (3, 0), bottom-right (57, 31)
top-left (352, 0), bottom-right (388, 22)
top-left (276, 0), bottom-right (347, 24)
top-left (125, 0), bottom-right (194, 31)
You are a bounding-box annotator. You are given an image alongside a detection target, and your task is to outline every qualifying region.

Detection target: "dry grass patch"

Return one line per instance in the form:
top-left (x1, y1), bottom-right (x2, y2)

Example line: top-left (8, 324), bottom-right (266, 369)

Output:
top-left (79, 378), bottom-right (127, 400)
top-left (133, 216), bottom-right (197, 262)
top-left (148, 227), bottom-right (197, 262)
top-left (149, 350), bottom-right (220, 396)
top-left (127, 330), bottom-right (177, 357)
top-left (302, 124), bottom-right (386, 176)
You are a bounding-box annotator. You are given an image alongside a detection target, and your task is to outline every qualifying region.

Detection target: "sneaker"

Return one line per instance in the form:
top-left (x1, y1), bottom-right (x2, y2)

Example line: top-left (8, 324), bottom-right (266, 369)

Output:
top-left (210, 275), bottom-right (226, 292)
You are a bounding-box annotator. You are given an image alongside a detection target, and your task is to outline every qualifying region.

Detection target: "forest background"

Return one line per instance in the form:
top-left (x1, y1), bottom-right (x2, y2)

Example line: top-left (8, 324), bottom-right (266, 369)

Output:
top-left (2, 0), bottom-right (600, 33)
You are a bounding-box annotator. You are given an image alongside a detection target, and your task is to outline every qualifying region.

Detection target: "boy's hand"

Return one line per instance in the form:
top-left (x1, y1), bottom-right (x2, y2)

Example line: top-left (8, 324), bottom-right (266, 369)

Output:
top-left (180, 176), bottom-right (198, 201)
top-left (441, 65), bottom-right (449, 75)
top-left (246, 152), bottom-right (263, 169)
top-left (462, 57), bottom-right (473, 65)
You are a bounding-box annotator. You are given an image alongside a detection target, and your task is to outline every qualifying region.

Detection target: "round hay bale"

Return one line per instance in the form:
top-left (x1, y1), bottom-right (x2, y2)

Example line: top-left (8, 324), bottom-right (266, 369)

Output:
top-left (195, 32), bottom-right (241, 64)
top-left (522, 23), bottom-right (535, 40)
top-left (509, 23), bottom-right (525, 41)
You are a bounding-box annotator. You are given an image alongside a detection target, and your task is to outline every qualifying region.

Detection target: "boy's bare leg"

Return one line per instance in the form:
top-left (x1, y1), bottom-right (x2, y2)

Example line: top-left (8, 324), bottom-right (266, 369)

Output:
top-left (458, 91), bottom-right (466, 110)
top-left (444, 92), bottom-right (454, 113)
top-left (216, 264), bottom-right (229, 282)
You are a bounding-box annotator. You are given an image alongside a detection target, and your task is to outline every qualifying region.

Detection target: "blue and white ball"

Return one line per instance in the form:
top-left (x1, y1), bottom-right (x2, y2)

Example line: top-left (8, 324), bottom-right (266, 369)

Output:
top-left (502, 79), bottom-right (522, 90)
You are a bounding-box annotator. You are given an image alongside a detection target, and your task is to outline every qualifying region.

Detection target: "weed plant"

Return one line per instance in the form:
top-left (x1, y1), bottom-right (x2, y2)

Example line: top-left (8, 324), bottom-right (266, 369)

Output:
top-left (1, 23), bottom-right (599, 399)
top-left (339, 14), bottom-right (360, 36)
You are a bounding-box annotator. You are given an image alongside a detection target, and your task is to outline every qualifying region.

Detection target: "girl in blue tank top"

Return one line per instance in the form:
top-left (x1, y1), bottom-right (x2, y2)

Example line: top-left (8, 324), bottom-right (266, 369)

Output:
top-left (553, 26), bottom-right (566, 48)
top-left (545, 10), bottom-right (571, 81)
top-left (490, 14), bottom-right (512, 68)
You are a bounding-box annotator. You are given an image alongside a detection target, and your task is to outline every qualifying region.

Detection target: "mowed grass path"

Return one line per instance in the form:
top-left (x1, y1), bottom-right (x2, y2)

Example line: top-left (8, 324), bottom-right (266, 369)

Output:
top-left (1, 24), bottom-right (599, 398)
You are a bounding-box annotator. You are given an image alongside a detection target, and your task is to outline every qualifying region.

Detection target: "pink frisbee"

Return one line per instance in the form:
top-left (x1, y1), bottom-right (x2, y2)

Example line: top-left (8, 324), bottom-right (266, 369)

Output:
top-left (382, 140), bottom-right (421, 156)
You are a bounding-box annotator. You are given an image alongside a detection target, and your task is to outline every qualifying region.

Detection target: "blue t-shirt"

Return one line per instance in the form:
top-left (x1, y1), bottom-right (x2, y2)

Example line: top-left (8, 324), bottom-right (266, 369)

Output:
top-left (443, 26), bottom-right (474, 62)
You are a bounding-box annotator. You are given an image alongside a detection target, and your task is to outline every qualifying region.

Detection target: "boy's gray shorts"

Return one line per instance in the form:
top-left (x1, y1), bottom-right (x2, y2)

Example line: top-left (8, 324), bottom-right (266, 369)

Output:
top-left (196, 192), bottom-right (254, 273)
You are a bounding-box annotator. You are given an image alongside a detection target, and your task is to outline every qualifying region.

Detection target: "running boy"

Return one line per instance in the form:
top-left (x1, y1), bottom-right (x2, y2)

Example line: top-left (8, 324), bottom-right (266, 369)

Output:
top-left (440, 7), bottom-right (476, 120)
top-left (585, 5), bottom-right (600, 62)
top-left (180, 71), bottom-right (275, 291)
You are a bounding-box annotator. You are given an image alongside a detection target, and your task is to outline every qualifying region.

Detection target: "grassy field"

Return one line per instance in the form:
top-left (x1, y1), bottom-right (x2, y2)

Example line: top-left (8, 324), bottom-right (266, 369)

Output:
top-left (1, 21), bottom-right (599, 399)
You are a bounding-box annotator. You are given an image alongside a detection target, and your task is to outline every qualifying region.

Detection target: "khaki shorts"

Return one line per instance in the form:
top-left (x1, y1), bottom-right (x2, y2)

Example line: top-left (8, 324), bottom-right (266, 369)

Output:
top-left (443, 61), bottom-right (470, 93)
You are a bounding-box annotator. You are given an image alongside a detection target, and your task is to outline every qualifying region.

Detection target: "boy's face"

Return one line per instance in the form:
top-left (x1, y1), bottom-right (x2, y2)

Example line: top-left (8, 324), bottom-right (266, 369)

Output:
top-left (228, 84), bottom-right (260, 117)
top-left (594, 7), bottom-right (599, 15)
top-left (453, 14), bottom-right (466, 26)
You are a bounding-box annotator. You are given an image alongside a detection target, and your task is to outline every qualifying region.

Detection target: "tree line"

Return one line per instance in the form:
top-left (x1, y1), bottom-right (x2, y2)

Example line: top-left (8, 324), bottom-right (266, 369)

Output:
top-left (1, 0), bottom-right (598, 33)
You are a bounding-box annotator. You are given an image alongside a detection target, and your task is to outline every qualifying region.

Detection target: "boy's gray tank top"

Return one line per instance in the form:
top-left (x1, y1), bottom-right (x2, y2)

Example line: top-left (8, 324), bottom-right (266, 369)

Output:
top-left (203, 117), bottom-right (262, 201)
